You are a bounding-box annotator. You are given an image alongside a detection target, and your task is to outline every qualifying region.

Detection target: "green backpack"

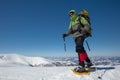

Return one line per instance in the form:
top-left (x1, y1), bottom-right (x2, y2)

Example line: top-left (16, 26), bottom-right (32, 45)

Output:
top-left (78, 10), bottom-right (92, 37)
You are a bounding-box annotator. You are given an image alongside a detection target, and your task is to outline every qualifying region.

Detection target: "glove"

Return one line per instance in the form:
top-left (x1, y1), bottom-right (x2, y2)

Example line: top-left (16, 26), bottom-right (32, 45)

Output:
top-left (62, 34), bottom-right (67, 38)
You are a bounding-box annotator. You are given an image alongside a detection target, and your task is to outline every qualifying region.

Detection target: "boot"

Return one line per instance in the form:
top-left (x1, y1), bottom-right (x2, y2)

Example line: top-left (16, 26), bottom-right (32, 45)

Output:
top-left (85, 57), bottom-right (93, 68)
top-left (74, 66), bottom-right (85, 72)
top-left (74, 62), bottom-right (86, 72)
top-left (85, 57), bottom-right (91, 63)
top-left (85, 62), bottom-right (93, 68)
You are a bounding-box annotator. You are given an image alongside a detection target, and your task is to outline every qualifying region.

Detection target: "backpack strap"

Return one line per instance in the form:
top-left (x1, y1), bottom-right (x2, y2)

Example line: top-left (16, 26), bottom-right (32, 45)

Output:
top-left (77, 15), bottom-right (85, 31)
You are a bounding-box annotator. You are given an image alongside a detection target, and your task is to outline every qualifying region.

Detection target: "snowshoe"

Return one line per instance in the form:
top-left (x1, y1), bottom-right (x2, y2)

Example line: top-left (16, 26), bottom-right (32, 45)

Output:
top-left (71, 67), bottom-right (90, 75)
top-left (85, 67), bottom-right (96, 71)
top-left (71, 66), bottom-right (96, 75)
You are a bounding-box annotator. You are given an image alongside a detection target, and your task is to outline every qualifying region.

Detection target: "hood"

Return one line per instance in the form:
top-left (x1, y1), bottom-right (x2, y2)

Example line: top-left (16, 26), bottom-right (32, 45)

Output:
top-left (69, 10), bottom-right (77, 21)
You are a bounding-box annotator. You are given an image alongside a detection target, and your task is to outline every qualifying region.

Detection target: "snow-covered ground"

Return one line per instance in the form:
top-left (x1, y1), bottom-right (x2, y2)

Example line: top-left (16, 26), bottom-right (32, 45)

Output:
top-left (0, 54), bottom-right (120, 80)
top-left (0, 66), bottom-right (120, 80)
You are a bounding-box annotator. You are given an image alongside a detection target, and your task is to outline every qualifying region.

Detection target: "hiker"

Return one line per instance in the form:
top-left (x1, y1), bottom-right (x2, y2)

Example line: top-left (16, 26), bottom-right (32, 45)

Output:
top-left (63, 9), bottom-right (92, 72)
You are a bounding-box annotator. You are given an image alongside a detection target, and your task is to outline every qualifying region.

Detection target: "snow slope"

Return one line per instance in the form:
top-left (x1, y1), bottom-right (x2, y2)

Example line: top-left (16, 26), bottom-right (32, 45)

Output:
top-left (0, 54), bottom-right (54, 67)
top-left (0, 66), bottom-right (120, 80)
top-left (0, 54), bottom-right (76, 67)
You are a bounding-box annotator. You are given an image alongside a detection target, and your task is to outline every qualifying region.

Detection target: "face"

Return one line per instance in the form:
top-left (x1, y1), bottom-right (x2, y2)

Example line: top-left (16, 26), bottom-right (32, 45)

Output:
top-left (69, 12), bottom-right (75, 17)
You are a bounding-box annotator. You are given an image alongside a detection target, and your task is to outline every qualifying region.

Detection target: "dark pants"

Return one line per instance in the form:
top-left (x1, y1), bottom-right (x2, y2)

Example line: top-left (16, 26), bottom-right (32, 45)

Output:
top-left (75, 36), bottom-right (85, 53)
top-left (75, 36), bottom-right (91, 67)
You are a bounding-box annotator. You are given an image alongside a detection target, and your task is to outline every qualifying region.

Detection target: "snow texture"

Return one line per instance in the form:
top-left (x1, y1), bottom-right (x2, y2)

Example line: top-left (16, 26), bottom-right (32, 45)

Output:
top-left (0, 54), bottom-right (120, 80)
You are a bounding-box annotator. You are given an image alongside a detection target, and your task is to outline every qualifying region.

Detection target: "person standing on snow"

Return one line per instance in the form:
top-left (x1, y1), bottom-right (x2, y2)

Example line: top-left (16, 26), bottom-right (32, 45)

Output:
top-left (63, 10), bottom-right (92, 72)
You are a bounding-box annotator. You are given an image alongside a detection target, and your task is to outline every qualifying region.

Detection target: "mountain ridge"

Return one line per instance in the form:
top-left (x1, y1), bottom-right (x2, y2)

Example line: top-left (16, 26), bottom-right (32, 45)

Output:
top-left (0, 54), bottom-right (120, 67)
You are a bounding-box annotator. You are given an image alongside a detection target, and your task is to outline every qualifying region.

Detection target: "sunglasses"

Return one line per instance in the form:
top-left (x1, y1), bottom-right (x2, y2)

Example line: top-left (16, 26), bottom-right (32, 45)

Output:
top-left (69, 12), bottom-right (74, 17)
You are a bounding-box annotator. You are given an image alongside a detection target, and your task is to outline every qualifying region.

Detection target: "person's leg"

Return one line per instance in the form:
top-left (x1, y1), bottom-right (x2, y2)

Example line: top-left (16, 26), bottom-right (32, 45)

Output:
top-left (75, 37), bottom-right (86, 67)
top-left (83, 52), bottom-right (93, 67)
top-left (75, 37), bottom-right (92, 68)
top-left (78, 53), bottom-right (85, 67)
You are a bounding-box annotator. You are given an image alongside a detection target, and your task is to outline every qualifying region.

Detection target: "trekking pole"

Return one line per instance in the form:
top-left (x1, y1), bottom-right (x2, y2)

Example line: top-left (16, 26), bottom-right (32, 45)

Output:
top-left (85, 40), bottom-right (101, 80)
top-left (63, 37), bottom-right (68, 67)
top-left (86, 40), bottom-right (90, 51)
top-left (63, 37), bottom-right (66, 52)
top-left (85, 40), bottom-right (95, 66)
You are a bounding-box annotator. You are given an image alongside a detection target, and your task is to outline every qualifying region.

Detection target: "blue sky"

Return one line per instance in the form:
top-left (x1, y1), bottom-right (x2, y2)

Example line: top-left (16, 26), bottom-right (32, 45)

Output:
top-left (0, 0), bottom-right (120, 57)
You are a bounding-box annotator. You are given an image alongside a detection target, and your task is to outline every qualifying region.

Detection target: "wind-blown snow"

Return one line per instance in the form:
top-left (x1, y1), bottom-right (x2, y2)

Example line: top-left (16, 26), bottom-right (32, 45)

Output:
top-left (0, 54), bottom-right (120, 80)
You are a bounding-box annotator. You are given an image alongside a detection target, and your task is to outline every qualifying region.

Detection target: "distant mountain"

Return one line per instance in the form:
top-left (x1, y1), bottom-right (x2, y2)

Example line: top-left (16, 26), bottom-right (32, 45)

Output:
top-left (47, 56), bottom-right (120, 66)
top-left (0, 54), bottom-right (54, 67)
top-left (0, 54), bottom-right (120, 67)
top-left (0, 54), bottom-right (77, 67)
